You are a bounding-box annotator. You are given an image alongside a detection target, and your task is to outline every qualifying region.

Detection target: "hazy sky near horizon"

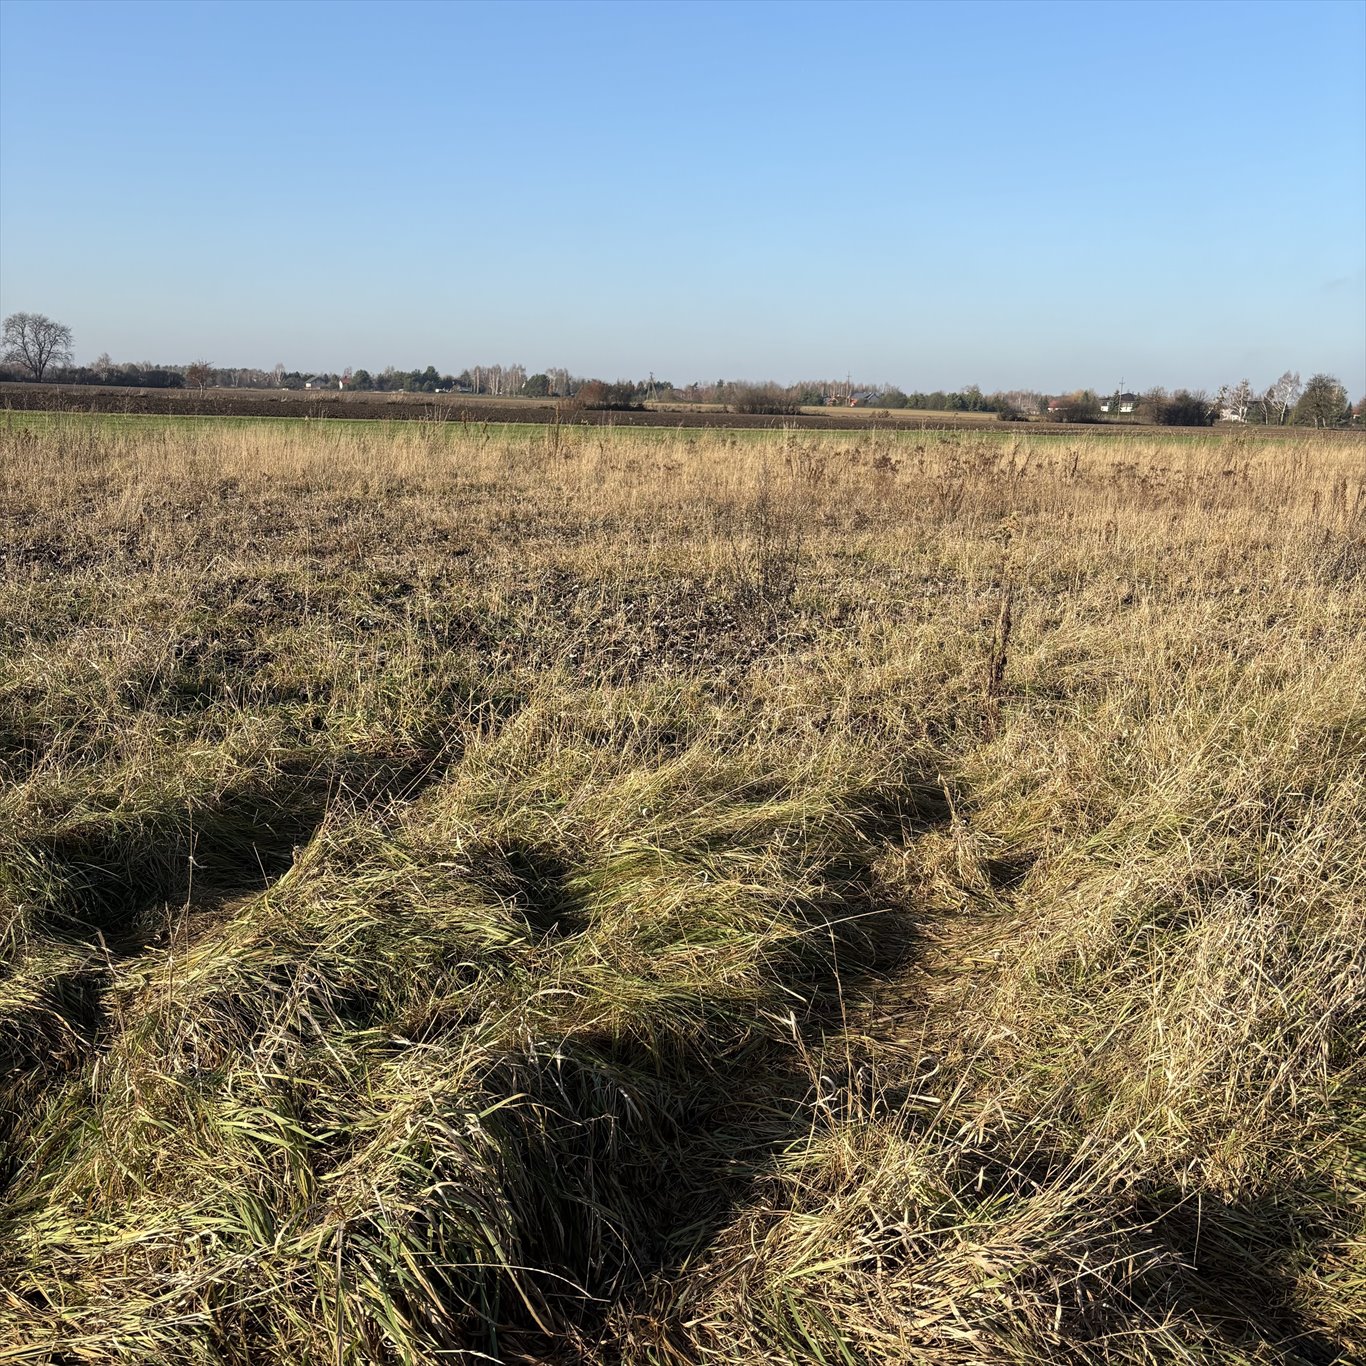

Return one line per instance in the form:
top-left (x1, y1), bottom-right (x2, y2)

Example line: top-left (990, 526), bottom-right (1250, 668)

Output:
top-left (2, 0), bottom-right (1363, 394)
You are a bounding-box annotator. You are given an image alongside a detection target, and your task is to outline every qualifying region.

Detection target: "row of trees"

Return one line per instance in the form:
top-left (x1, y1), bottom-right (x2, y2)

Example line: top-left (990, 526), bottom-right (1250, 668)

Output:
top-left (3, 314), bottom-right (1359, 426)
top-left (339, 368), bottom-right (665, 402)
top-left (1046, 375), bottom-right (1357, 428)
top-left (1215, 372), bottom-right (1354, 427)
top-left (1047, 389), bottom-right (1221, 426)
top-left (877, 384), bottom-right (1018, 414)
top-left (0, 322), bottom-right (662, 405)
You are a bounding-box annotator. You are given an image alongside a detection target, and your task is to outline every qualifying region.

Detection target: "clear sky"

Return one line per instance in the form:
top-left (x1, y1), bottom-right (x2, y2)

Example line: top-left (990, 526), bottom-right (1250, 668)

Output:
top-left (2, 0), bottom-right (1363, 394)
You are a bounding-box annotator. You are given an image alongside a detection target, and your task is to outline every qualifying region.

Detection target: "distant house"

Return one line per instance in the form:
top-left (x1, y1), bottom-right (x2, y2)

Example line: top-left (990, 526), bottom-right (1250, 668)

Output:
top-left (848, 391), bottom-right (880, 407)
top-left (1099, 392), bottom-right (1139, 414)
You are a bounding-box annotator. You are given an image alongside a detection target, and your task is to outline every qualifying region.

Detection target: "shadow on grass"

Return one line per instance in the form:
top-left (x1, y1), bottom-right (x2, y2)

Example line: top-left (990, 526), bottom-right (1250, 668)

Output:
top-left (0, 735), bottom-right (495, 1160)
top-left (1137, 1189), bottom-right (1351, 1365)
top-left (471, 840), bottom-right (590, 941)
top-left (460, 774), bottom-right (955, 1358)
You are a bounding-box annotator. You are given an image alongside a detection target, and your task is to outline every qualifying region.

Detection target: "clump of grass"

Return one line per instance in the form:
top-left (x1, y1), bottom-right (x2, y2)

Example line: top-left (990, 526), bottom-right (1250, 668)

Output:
top-left (1, 686), bottom-right (930, 1360)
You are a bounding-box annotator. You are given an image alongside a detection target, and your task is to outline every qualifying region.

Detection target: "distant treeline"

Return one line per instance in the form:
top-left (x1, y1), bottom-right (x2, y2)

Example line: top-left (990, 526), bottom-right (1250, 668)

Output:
top-left (3, 362), bottom-right (189, 388)
top-left (877, 385), bottom-right (1017, 414)
top-left (4, 349), bottom-right (1359, 428)
top-left (1046, 376), bottom-right (1359, 428)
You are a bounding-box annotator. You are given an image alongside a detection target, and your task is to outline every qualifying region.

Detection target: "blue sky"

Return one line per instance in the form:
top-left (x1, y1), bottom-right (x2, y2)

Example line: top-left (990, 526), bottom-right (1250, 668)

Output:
top-left (2, 0), bottom-right (1362, 393)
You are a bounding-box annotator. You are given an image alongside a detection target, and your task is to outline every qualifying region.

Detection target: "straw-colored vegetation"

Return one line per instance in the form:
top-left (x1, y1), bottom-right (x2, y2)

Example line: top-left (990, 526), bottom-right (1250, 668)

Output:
top-left (1, 414), bottom-right (1362, 1364)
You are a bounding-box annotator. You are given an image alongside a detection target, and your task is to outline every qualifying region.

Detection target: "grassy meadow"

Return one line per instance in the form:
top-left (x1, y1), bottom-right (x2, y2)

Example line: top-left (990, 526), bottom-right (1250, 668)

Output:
top-left (1, 413), bottom-right (1363, 1364)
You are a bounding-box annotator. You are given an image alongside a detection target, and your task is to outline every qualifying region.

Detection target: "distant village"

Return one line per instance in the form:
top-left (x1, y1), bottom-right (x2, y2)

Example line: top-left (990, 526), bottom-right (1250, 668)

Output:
top-left (0, 317), bottom-right (1359, 429)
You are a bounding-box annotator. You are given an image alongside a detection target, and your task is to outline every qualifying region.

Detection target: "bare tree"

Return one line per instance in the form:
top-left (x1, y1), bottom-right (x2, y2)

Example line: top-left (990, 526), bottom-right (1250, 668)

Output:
top-left (1217, 378), bottom-right (1255, 422)
top-left (2, 312), bottom-right (73, 381)
top-left (1265, 371), bottom-right (1302, 426)
top-left (185, 360), bottom-right (213, 394)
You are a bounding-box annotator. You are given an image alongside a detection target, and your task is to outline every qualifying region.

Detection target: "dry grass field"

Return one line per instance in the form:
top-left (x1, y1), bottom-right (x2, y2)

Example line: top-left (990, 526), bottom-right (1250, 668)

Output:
top-left (1, 414), bottom-right (1363, 1364)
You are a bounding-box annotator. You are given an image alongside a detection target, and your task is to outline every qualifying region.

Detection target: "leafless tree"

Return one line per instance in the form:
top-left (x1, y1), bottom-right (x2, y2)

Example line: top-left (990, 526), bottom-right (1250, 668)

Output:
top-left (2, 312), bottom-right (73, 381)
top-left (1217, 378), bottom-right (1255, 422)
top-left (1265, 371), bottom-right (1302, 426)
top-left (185, 360), bottom-right (213, 394)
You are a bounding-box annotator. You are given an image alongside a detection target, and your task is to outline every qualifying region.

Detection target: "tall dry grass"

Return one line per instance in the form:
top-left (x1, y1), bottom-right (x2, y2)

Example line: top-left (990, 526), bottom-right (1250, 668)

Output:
top-left (0, 413), bottom-right (1362, 1363)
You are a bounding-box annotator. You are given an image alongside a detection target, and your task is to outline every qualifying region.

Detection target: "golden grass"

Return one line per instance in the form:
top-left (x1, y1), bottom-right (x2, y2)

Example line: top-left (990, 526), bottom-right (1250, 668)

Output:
top-left (0, 413), bottom-right (1362, 1363)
